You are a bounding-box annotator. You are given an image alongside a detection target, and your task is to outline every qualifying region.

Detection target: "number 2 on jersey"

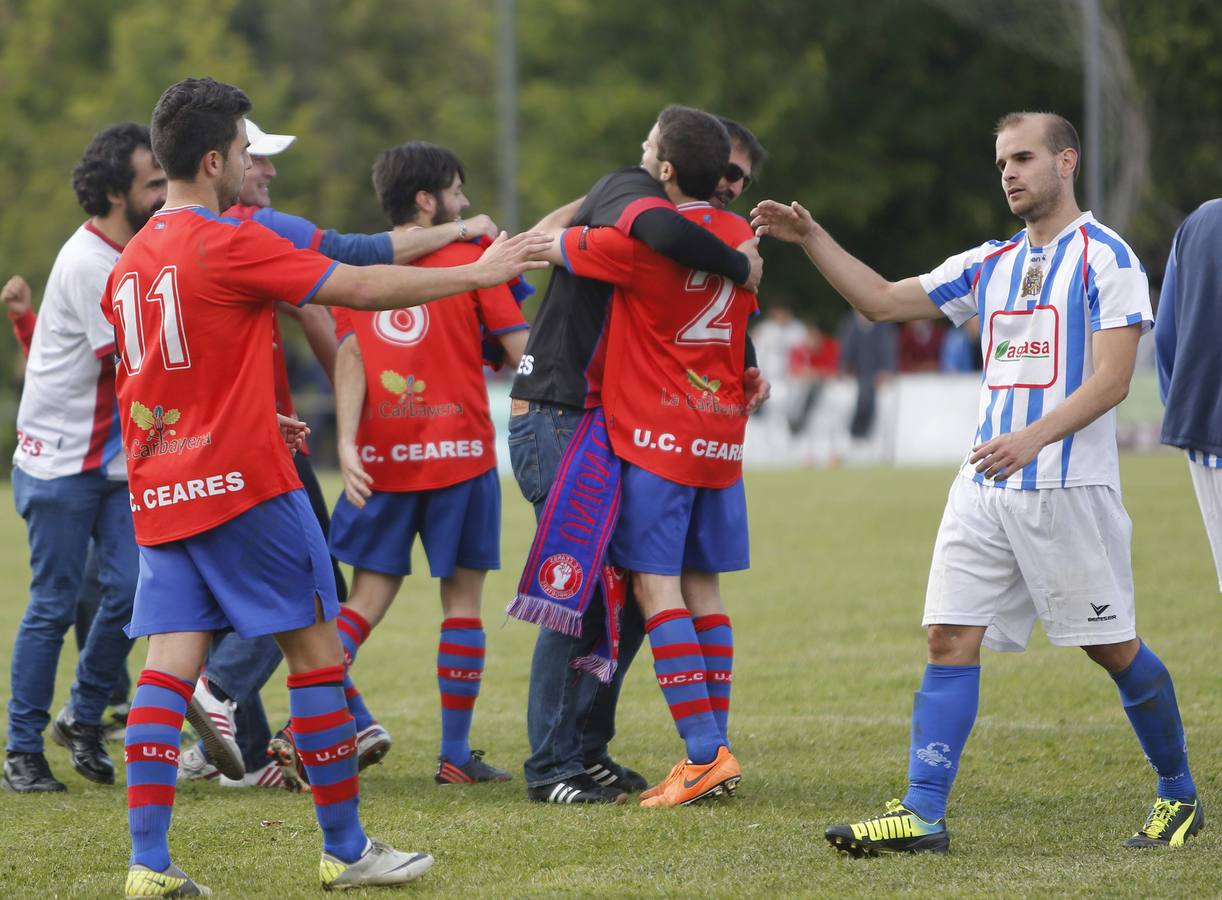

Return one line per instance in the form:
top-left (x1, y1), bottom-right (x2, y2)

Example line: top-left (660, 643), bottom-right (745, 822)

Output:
top-left (111, 266), bottom-right (192, 373)
top-left (677, 270), bottom-right (734, 345)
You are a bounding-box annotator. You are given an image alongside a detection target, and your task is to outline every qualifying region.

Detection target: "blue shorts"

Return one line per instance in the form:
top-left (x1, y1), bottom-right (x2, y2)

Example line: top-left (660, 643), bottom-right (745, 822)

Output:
top-left (609, 464), bottom-right (750, 576)
top-left (127, 489), bottom-right (339, 640)
top-left (329, 467), bottom-right (501, 578)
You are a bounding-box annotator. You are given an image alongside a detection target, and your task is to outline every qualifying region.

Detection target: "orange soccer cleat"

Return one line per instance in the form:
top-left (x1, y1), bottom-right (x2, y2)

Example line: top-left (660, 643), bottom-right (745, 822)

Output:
top-left (639, 746), bottom-right (740, 808)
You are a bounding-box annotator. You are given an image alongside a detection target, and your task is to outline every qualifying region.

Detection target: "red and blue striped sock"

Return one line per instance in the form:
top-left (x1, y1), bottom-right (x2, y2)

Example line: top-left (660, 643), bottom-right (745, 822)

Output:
top-left (336, 607), bottom-right (375, 733)
top-left (437, 617), bottom-right (484, 766)
top-left (289, 665), bottom-right (367, 863)
top-left (646, 609), bottom-right (723, 765)
top-left (125, 669), bottom-right (193, 871)
top-left (694, 614), bottom-right (734, 745)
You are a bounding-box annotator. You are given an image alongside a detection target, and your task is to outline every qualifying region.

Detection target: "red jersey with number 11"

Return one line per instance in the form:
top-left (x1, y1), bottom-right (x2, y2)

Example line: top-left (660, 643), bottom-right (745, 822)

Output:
top-left (560, 202), bottom-right (757, 487)
top-left (101, 205), bottom-right (337, 546)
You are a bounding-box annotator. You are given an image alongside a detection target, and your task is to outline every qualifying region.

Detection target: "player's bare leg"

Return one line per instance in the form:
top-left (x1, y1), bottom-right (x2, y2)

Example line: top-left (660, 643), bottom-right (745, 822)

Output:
top-left (434, 567), bottom-right (508, 784)
top-left (681, 571), bottom-right (734, 748)
top-left (125, 631), bottom-right (214, 897)
top-left (1083, 635), bottom-right (1202, 848)
top-left (635, 573), bottom-right (739, 807)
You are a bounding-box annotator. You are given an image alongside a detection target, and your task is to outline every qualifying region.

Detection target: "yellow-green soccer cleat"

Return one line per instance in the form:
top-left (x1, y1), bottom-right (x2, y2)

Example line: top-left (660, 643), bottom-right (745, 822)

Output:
top-left (824, 799), bottom-right (950, 857)
top-left (1124, 798), bottom-right (1204, 848)
top-left (320, 839), bottom-right (434, 890)
top-left (125, 863), bottom-right (211, 897)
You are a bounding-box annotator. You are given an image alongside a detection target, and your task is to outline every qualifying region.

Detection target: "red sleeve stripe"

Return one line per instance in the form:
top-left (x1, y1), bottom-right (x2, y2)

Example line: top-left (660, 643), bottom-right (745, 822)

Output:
top-left (128, 783), bottom-right (177, 808)
top-left (650, 643), bottom-right (704, 661)
top-left (614, 197), bottom-right (672, 235)
top-left (127, 707), bottom-right (187, 729)
top-left (440, 694), bottom-right (477, 711)
top-left (291, 708), bottom-right (353, 734)
top-left (137, 669), bottom-right (195, 702)
top-left (438, 642), bottom-right (485, 658)
top-left (310, 775), bottom-right (360, 806)
top-left (693, 614), bottom-right (732, 633)
top-left (437, 667), bottom-right (483, 682)
top-left (645, 608), bottom-right (691, 632)
top-left (297, 739), bottom-right (358, 769)
top-left (668, 698), bottom-right (714, 720)
top-left (287, 665), bottom-right (346, 689)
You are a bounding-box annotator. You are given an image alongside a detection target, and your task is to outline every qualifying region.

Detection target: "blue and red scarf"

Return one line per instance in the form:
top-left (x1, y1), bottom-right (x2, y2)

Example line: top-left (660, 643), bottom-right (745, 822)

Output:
top-left (507, 408), bottom-right (624, 682)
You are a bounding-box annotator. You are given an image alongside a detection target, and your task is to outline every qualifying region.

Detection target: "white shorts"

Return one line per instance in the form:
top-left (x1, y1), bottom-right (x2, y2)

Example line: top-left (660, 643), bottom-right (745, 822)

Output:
top-left (1186, 457), bottom-right (1222, 592)
top-left (923, 475), bottom-right (1136, 652)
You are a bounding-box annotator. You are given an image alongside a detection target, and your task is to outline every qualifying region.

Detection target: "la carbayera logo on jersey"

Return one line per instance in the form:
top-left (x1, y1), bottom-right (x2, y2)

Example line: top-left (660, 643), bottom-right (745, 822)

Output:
top-left (658, 368), bottom-right (746, 416)
top-left (127, 401), bottom-right (213, 460)
top-left (377, 369), bottom-right (462, 419)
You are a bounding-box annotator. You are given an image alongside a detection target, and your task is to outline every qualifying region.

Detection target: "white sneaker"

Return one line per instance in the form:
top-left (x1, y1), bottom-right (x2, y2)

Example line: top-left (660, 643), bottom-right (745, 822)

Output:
top-left (320, 839), bottom-right (433, 890)
top-left (356, 723), bottom-right (392, 771)
top-left (219, 761), bottom-right (306, 792)
top-left (176, 742), bottom-right (219, 783)
top-left (186, 676), bottom-right (245, 780)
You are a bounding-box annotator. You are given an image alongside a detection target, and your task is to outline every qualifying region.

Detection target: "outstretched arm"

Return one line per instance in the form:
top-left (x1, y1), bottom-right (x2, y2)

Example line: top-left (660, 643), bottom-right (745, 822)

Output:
top-left (387, 215), bottom-right (499, 264)
top-left (751, 200), bottom-right (939, 323)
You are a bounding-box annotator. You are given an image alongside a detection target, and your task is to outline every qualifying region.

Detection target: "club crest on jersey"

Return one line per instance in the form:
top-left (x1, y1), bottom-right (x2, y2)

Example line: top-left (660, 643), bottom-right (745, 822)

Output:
top-left (685, 369), bottom-right (722, 396)
top-left (1020, 261), bottom-right (1045, 297)
top-left (131, 401), bottom-right (181, 440)
top-left (380, 370), bottom-right (427, 403)
top-left (539, 553), bottom-right (583, 601)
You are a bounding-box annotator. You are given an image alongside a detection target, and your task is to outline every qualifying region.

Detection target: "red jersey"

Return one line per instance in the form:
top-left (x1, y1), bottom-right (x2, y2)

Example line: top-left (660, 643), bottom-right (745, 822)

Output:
top-left (560, 202), bottom-right (757, 487)
top-left (101, 205), bottom-right (337, 546)
top-left (332, 241), bottom-right (526, 492)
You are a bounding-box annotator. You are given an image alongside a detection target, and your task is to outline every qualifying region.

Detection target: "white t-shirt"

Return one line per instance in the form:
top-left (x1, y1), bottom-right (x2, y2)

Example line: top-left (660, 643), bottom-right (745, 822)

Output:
top-left (919, 211), bottom-right (1151, 492)
top-left (14, 221), bottom-right (126, 481)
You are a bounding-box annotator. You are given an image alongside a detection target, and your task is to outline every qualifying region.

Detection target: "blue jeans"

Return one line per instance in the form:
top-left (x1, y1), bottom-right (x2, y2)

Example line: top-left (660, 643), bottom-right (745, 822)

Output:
top-left (75, 544), bottom-right (132, 704)
top-left (7, 468), bottom-right (137, 751)
top-left (508, 401), bottom-right (646, 787)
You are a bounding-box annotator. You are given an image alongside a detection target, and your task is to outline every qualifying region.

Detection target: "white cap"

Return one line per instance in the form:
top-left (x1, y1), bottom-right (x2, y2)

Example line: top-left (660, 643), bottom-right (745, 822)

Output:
top-left (245, 118), bottom-right (296, 157)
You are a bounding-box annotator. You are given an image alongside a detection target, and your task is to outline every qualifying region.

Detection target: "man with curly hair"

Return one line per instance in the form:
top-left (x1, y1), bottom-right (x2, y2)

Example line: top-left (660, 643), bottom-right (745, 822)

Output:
top-left (4, 123), bottom-right (166, 794)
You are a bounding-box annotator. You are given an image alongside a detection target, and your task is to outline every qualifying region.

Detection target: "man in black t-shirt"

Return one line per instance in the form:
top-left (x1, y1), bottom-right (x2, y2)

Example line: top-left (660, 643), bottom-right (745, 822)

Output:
top-left (510, 117), bottom-right (766, 804)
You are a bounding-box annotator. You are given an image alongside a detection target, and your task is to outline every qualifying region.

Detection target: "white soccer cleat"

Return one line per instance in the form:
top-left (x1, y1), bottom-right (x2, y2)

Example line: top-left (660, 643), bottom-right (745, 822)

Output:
top-left (219, 760), bottom-right (306, 792)
top-left (356, 723), bottom-right (393, 771)
top-left (186, 676), bottom-right (245, 781)
top-left (176, 742), bottom-right (218, 783)
top-left (320, 839), bottom-right (433, 890)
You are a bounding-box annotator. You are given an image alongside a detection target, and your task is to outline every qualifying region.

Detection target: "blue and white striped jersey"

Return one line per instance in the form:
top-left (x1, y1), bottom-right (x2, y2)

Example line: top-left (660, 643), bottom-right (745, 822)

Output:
top-left (919, 212), bottom-right (1151, 492)
top-left (1186, 449), bottom-right (1222, 469)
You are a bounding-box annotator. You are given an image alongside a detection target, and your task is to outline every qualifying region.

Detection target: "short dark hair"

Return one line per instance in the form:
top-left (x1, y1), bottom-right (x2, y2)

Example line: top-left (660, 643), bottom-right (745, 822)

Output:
top-left (656, 105), bottom-right (730, 201)
top-left (71, 123), bottom-right (155, 217)
top-left (372, 142), bottom-right (466, 226)
top-left (718, 116), bottom-right (768, 178)
top-left (151, 77), bottom-right (252, 180)
top-left (995, 111), bottom-right (1081, 180)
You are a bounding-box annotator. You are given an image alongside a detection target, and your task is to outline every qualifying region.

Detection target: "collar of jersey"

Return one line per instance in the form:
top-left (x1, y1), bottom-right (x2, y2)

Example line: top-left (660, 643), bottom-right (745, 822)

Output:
top-left (153, 204), bottom-right (208, 218)
top-left (1024, 210), bottom-right (1095, 252)
top-left (676, 201), bottom-right (713, 211)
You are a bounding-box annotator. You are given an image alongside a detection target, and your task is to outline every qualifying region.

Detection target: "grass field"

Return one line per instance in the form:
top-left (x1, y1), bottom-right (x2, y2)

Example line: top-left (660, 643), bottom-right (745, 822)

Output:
top-left (0, 455), bottom-right (1219, 898)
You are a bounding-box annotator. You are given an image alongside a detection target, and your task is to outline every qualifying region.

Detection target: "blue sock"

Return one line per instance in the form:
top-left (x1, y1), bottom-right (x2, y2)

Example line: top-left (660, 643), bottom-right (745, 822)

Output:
top-left (437, 618), bottom-right (485, 766)
top-left (645, 609), bottom-right (723, 766)
top-left (902, 664), bottom-right (980, 822)
top-left (1110, 642), bottom-right (1196, 802)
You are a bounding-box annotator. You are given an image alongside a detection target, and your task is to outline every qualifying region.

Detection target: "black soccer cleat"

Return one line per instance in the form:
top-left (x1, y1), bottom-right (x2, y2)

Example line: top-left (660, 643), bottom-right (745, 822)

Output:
top-left (1124, 798), bottom-right (1205, 849)
top-left (825, 799), bottom-right (950, 857)
top-left (435, 749), bottom-right (512, 785)
top-left (584, 755), bottom-right (648, 794)
top-left (527, 772), bottom-right (627, 804)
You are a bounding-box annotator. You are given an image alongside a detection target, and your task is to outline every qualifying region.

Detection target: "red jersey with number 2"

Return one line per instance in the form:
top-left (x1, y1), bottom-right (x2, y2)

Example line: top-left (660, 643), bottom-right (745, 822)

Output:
top-left (560, 202), bottom-right (757, 488)
top-left (332, 241), bottom-right (527, 492)
top-left (101, 205), bottom-right (337, 546)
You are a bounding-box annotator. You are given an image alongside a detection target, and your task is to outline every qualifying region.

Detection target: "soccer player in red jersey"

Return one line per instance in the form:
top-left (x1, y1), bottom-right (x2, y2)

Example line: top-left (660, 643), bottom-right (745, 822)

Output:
top-left (543, 107), bottom-right (756, 808)
top-left (327, 142), bottom-right (528, 786)
top-left (103, 77), bottom-right (547, 897)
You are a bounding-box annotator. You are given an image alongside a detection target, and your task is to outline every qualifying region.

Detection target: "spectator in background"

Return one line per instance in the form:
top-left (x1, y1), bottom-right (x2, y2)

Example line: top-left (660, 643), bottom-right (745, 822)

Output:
top-left (787, 320), bottom-right (839, 436)
top-left (939, 317), bottom-right (983, 372)
top-left (838, 310), bottom-right (897, 439)
top-left (899, 320), bottom-right (944, 373)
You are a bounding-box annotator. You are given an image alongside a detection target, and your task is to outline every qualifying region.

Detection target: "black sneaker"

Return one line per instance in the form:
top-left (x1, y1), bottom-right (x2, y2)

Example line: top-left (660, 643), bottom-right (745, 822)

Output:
top-left (435, 749), bottom-right (512, 784)
top-left (2, 751), bottom-right (67, 793)
top-left (1124, 798), bottom-right (1205, 848)
top-left (527, 772), bottom-right (627, 804)
top-left (825, 799), bottom-right (950, 857)
top-left (584, 756), bottom-right (648, 793)
top-left (49, 705), bottom-right (114, 785)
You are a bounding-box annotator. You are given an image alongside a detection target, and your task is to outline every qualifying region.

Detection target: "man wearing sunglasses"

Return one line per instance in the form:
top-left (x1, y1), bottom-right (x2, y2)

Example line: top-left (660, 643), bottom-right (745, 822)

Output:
top-left (713, 117), bottom-right (766, 212)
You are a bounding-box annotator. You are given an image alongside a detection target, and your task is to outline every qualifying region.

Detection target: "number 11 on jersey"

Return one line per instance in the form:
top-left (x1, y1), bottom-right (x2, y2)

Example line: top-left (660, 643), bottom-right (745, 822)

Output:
top-left (111, 265), bottom-right (192, 373)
